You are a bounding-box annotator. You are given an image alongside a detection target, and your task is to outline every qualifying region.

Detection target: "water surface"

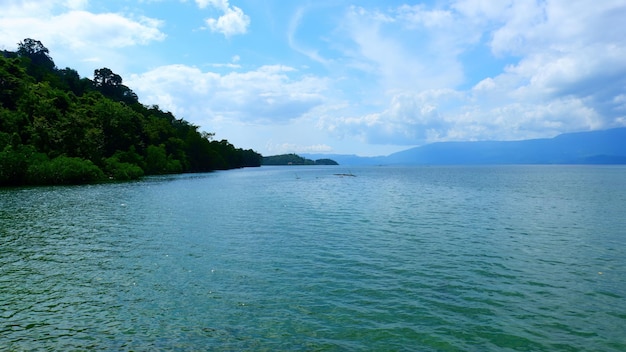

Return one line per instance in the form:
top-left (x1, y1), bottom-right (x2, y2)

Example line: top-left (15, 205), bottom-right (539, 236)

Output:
top-left (1, 165), bottom-right (625, 351)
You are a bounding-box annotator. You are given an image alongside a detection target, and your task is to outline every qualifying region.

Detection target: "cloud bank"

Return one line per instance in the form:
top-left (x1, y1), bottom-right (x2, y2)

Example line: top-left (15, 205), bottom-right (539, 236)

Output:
top-left (0, 0), bottom-right (165, 73)
top-left (127, 64), bottom-right (328, 125)
top-left (329, 0), bottom-right (626, 146)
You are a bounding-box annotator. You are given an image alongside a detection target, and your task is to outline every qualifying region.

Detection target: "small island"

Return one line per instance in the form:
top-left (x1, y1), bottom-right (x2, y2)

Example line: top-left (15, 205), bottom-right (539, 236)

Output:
top-left (262, 153), bottom-right (338, 166)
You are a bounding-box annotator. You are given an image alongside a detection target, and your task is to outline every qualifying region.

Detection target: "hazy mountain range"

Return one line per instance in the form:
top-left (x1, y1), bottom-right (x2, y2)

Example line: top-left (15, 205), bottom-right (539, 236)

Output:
top-left (302, 128), bottom-right (626, 166)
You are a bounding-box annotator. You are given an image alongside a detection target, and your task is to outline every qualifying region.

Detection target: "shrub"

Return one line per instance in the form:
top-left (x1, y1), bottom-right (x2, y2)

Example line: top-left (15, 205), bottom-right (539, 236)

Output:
top-left (27, 156), bottom-right (105, 185)
top-left (104, 156), bottom-right (144, 181)
top-left (0, 144), bottom-right (46, 186)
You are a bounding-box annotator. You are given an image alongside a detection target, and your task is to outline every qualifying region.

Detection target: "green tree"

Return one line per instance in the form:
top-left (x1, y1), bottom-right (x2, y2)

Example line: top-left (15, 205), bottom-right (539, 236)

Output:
top-left (27, 155), bottom-right (104, 185)
top-left (0, 144), bottom-right (46, 185)
top-left (56, 67), bottom-right (92, 96)
top-left (0, 39), bottom-right (262, 186)
top-left (103, 155), bottom-right (144, 181)
top-left (17, 38), bottom-right (55, 70)
top-left (93, 67), bottom-right (138, 104)
top-left (92, 98), bottom-right (143, 156)
top-left (93, 67), bottom-right (121, 87)
top-left (16, 38), bottom-right (56, 81)
top-left (0, 56), bottom-right (30, 110)
top-left (145, 144), bottom-right (184, 174)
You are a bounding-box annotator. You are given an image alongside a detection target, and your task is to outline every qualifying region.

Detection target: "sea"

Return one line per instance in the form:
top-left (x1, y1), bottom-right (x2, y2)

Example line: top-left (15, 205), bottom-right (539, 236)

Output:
top-left (1, 165), bottom-right (625, 351)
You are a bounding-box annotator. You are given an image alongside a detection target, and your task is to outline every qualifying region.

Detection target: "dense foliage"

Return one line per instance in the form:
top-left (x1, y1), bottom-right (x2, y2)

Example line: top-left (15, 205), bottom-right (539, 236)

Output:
top-left (0, 39), bottom-right (261, 186)
top-left (315, 158), bottom-right (339, 165)
top-left (262, 153), bottom-right (338, 165)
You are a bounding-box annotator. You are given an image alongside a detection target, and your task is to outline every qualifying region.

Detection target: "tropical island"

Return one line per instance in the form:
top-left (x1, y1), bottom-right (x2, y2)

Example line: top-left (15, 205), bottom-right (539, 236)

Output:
top-left (262, 153), bottom-right (338, 166)
top-left (0, 39), bottom-right (262, 187)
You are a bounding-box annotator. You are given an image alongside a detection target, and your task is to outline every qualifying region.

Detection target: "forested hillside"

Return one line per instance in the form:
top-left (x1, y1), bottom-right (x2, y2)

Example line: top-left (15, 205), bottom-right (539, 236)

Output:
top-left (262, 153), bottom-right (338, 165)
top-left (0, 39), bottom-right (261, 186)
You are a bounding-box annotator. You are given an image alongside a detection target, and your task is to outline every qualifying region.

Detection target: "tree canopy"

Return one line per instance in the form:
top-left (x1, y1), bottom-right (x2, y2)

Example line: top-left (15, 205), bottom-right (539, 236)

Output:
top-left (262, 154), bottom-right (338, 165)
top-left (0, 38), bottom-right (261, 186)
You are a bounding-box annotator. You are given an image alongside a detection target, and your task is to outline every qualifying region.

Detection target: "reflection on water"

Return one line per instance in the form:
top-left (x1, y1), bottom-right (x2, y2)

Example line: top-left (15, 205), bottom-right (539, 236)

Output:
top-left (1, 166), bottom-right (625, 351)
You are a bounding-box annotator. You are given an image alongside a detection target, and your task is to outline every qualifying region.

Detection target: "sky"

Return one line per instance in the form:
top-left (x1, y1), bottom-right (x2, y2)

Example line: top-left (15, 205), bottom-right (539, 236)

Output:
top-left (1, 0), bottom-right (625, 156)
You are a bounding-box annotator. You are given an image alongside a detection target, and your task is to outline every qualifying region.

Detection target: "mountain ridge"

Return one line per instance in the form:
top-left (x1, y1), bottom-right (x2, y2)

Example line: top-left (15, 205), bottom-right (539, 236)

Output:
top-left (302, 128), bottom-right (626, 165)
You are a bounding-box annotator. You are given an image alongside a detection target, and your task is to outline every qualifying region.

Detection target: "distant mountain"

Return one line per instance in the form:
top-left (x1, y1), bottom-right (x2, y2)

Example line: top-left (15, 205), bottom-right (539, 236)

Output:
top-left (386, 128), bottom-right (626, 165)
top-left (304, 128), bottom-right (626, 165)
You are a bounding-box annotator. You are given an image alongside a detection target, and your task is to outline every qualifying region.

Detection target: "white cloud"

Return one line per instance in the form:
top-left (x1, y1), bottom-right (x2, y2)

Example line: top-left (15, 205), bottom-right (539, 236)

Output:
top-left (53, 11), bottom-right (165, 48)
top-left (323, 0), bottom-right (626, 147)
top-left (483, 1), bottom-right (626, 121)
top-left (126, 64), bottom-right (328, 127)
top-left (125, 64), bottom-right (333, 154)
top-left (323, 87), bottom-right (606, 146)
top-left (0, 2), bottom-right (165, 46)
top-left (1, 0), bottom-right (56, 18)
top-left (0, 2), bottom-right (165, 75)
top-left (451, 0), bottom-right (512, 20)
top-left (199, 0), bottom-right (250, 37)
top-left (195, 0), bottom-right (228, 11)
top-left (205, 6), bottom-right (250, 37)
top-left (210, 63), bottom-right (241, 69)
top-left (343, 6), bottom-right (466, 93)
top-left (265, 142), bottom-right (333, 155)
top-left (287, 6), bottom-right (332, 65)
top-left (64, 0), bottom-right (88, 10)
top-left (397, 4), bottom-right (455, 29)
top-left (321, 90), bottom-right (461, 145)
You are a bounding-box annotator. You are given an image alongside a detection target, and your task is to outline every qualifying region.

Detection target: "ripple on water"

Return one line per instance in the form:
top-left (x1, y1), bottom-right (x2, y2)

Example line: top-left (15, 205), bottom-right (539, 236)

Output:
top-left (1, 166), bottom-right (626, 351)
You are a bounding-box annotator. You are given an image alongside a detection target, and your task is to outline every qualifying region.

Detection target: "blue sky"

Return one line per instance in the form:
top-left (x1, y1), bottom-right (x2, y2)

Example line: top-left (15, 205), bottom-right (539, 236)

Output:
top-left (2, 0), bottom-right (625, 156)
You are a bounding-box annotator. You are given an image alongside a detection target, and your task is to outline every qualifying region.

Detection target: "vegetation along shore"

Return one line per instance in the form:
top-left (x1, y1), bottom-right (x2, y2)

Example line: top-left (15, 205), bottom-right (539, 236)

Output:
top-left (0, 39), bottom-right (262, 186)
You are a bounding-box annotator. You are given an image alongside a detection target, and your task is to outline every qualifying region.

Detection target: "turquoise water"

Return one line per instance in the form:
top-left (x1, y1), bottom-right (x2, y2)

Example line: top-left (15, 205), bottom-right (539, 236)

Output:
top-left (1, 165), bottom-right (625, 351)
